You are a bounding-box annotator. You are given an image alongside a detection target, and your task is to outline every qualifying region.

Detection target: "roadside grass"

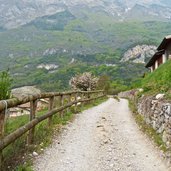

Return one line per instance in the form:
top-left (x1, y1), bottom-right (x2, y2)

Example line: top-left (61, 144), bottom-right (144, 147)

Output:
top-left (128, 99), bottom-right (167, 152)
top-left (3, 97), bottom-right (107, 171)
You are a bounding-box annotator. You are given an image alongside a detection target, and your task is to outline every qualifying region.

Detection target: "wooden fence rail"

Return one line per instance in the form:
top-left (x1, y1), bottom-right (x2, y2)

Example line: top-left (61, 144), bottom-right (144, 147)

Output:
top-left (0, 90), bottom-right (105, 169)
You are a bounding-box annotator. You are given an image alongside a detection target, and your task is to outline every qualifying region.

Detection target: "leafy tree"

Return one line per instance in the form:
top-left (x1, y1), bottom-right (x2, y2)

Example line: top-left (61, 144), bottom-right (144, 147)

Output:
top-left (97, 75), bottom-right (111, 93)
top-left (0, 71), bottom-right (12, 100)
top-left (69, 72), bottom-right (98, 91)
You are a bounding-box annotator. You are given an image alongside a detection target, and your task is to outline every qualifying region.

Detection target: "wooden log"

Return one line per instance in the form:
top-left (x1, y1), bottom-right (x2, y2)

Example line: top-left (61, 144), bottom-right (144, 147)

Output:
top-left (27, 100), bottom-right (37, 144)
top-left (0, 111), bottom-right (5, 139)
top-left (81, 93), bottom-right (84, 109)
top-left (67, 94), bottom-right (71, 114)
top-left (0, 150), bottom-right (3, 171)
top-left (48, 97), bottom-right (54, 126)
top-left (74, 93), bottom-right (78, 113)
top-left (0, 90), bottom-right (104, 113)
top-left (0, 110), bottom-right (5, 170)
top-left (59, 95), bottom-right (64, 118)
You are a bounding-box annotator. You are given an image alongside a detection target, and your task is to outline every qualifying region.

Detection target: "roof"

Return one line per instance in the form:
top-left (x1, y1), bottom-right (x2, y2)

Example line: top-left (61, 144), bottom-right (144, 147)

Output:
top-left (145, 50), bottom-right (164, 68)
top-left (157, 35), bottom-right (171, 51)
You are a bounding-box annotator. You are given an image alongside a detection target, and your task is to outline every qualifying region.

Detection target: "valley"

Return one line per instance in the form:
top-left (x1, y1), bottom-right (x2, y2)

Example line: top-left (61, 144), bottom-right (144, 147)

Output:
top-left (0, 0), bottom-right (171, 91)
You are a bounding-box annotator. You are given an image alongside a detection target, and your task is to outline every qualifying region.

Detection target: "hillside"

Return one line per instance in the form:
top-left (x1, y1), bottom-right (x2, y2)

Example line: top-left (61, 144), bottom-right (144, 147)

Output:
top-left (137, 60), bottom-right (171, 95)
top-left (1, 0), bottom-right (171, 91)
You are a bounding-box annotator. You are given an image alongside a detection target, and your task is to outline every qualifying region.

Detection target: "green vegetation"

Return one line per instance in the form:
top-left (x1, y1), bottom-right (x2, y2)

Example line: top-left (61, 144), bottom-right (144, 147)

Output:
top-left (143, 61), bottom-right (171, 93)
top-left (3, 97), bottom-right (107, 171)
top-left (1, 17), bottom-right (171, 92)
top-left (133, 60), bottom-right (171, 96)
top-left (10, 55), bottom-right (145, 93)
top-left (0, 71), bottom-right (12, 100)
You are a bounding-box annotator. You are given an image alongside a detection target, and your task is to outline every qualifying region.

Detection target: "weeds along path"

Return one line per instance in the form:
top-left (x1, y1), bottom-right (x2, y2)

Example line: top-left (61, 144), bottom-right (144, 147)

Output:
top-left (33, 98), bottom-right (168, 171)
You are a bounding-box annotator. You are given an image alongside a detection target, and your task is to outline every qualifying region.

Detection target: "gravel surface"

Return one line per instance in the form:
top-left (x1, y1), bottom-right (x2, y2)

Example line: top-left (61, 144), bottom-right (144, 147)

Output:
top-left (33, 98), bottom-right (169, 171)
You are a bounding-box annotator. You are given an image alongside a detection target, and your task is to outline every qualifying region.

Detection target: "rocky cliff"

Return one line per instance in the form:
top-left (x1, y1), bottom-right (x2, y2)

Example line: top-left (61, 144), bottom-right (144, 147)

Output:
top-left (121, 45), bottom-right (157, 63)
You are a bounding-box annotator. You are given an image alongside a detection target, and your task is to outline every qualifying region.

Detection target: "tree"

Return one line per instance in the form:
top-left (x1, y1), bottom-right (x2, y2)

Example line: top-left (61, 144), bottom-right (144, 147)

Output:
top-left (0, 71), bottom-right (12, 100)
top-left (97, 75), bottom-right (111, 93)
top-left (69, 72), bottom-right (98, 91)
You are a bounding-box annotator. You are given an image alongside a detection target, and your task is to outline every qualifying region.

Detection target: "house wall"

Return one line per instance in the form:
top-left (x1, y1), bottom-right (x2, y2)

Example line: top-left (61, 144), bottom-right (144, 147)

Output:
top-left (162, 54), bottom-right (167, 64)
top-left (165, 42), bottom-right (171, 59)
top-left (155, 60), bottom-right (158, 69)
top-left (157, 55), bottom-right (163, 66)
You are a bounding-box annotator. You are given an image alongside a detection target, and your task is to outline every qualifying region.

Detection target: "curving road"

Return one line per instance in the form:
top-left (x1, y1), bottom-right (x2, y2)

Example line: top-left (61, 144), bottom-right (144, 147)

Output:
top-left (33, 98), bottom-right (169, 171)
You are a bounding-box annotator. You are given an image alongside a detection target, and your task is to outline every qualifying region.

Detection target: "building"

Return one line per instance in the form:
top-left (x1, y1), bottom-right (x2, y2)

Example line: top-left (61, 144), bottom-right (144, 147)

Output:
top-left (146, 35), bottom-right (171, 72)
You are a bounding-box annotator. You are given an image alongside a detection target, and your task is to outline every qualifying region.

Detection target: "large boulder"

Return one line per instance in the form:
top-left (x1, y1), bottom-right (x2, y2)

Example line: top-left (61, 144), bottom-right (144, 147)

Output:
top-left (12, 86), bottom-right (41, 99)
top-left (156, 94), bottom-right (165, 100)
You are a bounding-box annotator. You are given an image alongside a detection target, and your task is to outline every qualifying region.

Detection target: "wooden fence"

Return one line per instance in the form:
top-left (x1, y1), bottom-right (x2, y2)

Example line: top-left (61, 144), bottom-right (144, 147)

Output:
top-left (0, 90), bottom-right (105, 169)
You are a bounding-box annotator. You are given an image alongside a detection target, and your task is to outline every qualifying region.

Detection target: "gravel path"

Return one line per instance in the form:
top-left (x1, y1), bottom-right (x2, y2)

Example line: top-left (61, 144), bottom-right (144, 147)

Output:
top-left (33, 98), bottom-right (169, 171)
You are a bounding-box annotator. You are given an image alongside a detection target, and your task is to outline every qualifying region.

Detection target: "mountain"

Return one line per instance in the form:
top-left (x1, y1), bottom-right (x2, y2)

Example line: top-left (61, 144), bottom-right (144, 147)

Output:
top-left (1, 0), bottom-right (171, 91)
top-left (1, 0), bottom-right (171, 29)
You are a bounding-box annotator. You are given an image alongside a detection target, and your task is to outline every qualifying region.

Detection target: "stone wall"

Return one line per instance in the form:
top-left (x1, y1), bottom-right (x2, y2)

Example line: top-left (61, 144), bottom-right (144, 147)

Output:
top-left (138, 95), bottom-right (171, 147)
top-left (119, 89), bottom-right (171, 147)
top-left (118, 89), bottom-right (140, 100)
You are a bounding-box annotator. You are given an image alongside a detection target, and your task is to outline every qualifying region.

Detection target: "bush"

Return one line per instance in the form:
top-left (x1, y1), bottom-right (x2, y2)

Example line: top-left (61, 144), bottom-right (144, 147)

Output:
top-left (0, 71), bottom-right (12, 100)
top-left (69, 72), bottom-right (98, 91)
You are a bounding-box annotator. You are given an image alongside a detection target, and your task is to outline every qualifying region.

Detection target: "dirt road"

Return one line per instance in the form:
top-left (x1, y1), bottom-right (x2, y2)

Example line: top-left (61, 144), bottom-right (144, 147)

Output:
top-left (33, 98), bottom-right (169, 171)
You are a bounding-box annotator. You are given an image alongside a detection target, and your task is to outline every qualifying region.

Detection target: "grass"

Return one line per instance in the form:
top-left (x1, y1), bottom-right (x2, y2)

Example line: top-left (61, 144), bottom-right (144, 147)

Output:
top-left (128, 99), bottom-right (167, 152)
top-left (141, 60), bottom-right (171, 95)
top-left (3, 96), bottom-right (107, 171)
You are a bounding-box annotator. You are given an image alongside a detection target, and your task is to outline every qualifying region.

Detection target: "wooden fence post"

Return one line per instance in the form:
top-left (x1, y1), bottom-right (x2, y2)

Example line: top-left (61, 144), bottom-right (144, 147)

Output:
top-left (87, 92), bottom-right (90, 104)
top-left (0, 110), bottom-right (5, 140)
top-left (67, 94), bottom-right (71, 114)
top-left (48, 97), bottom-right (54, 126)
top-left (81, 93), bottom-right (84, 109)
top-left (27, 100), bottom-right (37, 145)
top-left (0, 110), bottom-right (5, 170)
top-left (74, 92), bottom-right (77, 113)
top-left (60, 95), bottom-right (64, 118)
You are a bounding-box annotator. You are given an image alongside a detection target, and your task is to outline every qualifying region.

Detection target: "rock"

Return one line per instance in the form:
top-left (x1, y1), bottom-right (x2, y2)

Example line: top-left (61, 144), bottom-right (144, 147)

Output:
top-left (40, 142), bottom-right (44, 146)
top-left (104, 139), bottom-right (109, 144)
top-left (114, 157), bottom-right (118, 161)
top-left (159, 116), bottom-right (164, 123)
top-left (33, 151), bottom-right (38, 157)
top-left (166, 141), bottom-right (170, 147)
top-left (121, 45), bottom-right (156, 63)
top-left (127, 163), bottom-right (131, 167)
top-left (157, 124), bottom-right (164, 134)
top-left (156, 94), bottom-right (165, 100)
top-left (138, 88), bottom-right (144, 92)
top-left (97, 125), bottom-right (104, 128)
top-left (154, 110), bottom-right (159, 114)
top-left (102, 117), bottom-right (107, 120)
top-left (162, 131), bottom-right (168, 143)
top-left (110, 163), bottom-right (114, 167)
top-left (152, 121), bottom-right (157, 130)
top-left (151, 100), bottom-right (158, 105)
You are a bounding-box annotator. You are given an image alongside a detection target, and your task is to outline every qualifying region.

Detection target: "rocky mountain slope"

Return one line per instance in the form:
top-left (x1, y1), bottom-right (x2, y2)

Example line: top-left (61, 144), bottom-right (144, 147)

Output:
top-left (1, 0), bottom-right (171, 29)
top-left (121, 45), bottom-right (157, 63)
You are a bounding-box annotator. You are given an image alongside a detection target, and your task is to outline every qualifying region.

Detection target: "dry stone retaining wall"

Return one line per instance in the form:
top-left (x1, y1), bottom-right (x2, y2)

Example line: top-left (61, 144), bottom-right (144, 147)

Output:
top-left (138, 95), bottom-right (171, 147)
top-left (119, 90), bottom-right (171, 147)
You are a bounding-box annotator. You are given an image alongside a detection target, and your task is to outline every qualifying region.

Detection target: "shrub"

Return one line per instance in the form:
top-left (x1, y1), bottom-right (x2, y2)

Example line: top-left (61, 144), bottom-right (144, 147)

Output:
top-left (0, 71), bottom-right (12, 100)
top-left (69, 72), bottom-right (98, 91)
